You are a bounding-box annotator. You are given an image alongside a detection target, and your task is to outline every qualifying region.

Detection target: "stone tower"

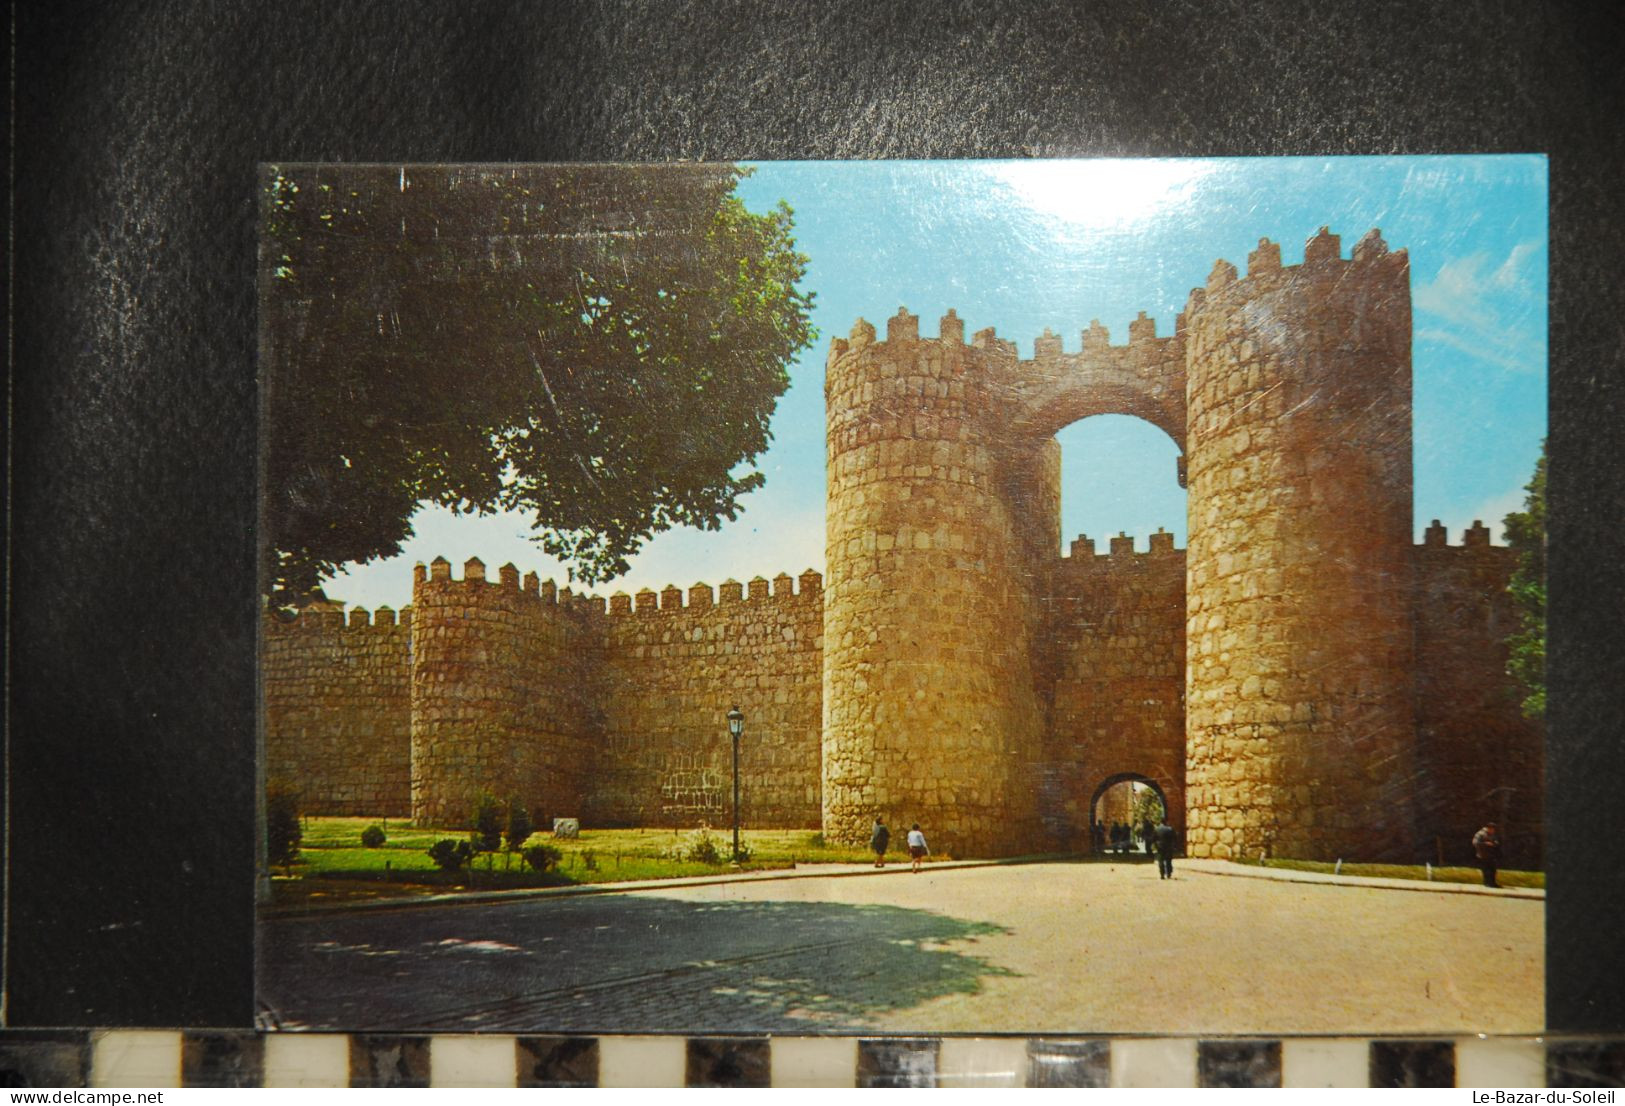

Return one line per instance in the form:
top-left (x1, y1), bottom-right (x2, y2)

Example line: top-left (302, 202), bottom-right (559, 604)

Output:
top-left (822, 309), bottom-right (1049, 857)
top-left (823, 226), bottom-right (1421, 863)
top-left (1181, 229), bottom-right (1416, 861)
top-left (409, 556), bottom-right (598, 827)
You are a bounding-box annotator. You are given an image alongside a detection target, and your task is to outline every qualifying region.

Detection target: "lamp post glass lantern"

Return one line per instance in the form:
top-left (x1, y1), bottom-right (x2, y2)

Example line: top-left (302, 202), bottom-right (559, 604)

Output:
top-left (726, 706), bottom-right (744, 861)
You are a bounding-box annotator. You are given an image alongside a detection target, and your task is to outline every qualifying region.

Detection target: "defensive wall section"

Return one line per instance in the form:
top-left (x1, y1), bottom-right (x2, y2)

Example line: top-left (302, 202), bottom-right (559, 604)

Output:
top-left (1414, 521), bottom-right (1544, 866)
top-left (1044, 532), bottom-right (1188, 850)
top-left (263, 225), bottom-right (1543, 866)
top-left (263, 600), bottom-right (412, 816)
top-left (590, 571), bottom-right (823, 830)
top-left (261, 522), bottom-right (1537, 861)
top-left (265, 559), bottom-right (825, 832)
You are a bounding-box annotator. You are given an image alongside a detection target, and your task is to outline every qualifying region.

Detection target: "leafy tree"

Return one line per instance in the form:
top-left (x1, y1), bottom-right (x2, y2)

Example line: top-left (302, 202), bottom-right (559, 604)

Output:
top-left (1504, 442), bottom-right (1546, 719)
top-left (1130, 786), bottom-right (1165, 827)
top-left (470, 790), bottom-right (504, 853)
top-left (261, 164), bottom-right (816, 605)
top-left (266, 782), bottom-right (302, 868)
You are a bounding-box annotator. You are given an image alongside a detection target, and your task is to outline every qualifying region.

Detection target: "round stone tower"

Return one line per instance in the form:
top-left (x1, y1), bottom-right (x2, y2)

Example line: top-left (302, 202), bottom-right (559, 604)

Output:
top-left (408, 555), bottom-right (594, 827)
top-left (822, 308), bottom-right (1046, 857)
top-left (1182, 228), bottom-right (1416, 861)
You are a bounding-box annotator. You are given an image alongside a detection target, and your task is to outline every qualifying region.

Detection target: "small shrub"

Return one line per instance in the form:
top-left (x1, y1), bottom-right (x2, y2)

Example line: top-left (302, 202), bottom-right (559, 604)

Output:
top-left (808, 832), bottom-right (827, 849)
top-left (266, 782), bottom-right (302, 867)
top-left (523, 844), bottom-right (563, 873)
top-left (733, 843), bottom-right (753, 864)
top-left (685, 825), bottom-right (725, 865)
top-left (504, 798), bottom-right (534, 853)
top-left (581, 849), bottom-right (599, 872)
top-left (360, 824), bottom-right (387, 848)
top-left (427, 838), bottom-right (475, 872)
top-left (470, 790), bottom-right (503, 853)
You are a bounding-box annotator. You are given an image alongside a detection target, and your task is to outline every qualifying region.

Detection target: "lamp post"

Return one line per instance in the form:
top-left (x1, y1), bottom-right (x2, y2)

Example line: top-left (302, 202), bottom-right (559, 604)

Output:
top-left (726, 705), bottom-right (744, 861)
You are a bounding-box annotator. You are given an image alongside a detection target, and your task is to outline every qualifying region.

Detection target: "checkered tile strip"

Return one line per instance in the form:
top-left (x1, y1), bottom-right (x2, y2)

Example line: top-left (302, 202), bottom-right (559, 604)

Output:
top-left (1, 1031), bottom-right (1620, 1087)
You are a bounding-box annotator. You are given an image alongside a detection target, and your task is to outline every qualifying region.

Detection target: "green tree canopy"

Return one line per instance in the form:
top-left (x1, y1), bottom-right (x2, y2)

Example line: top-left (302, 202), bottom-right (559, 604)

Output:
top-left (261, 164), bottom-right (815, 604)
top-left (1503, 441), bottom-right (1546, 719)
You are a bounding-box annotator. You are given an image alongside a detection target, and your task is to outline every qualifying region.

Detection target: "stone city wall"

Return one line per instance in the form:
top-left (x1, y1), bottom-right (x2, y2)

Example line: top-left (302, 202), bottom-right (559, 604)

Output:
top-left (262, 603), bottom-right (412, 816)
top-left (1045, 531), bottom-right (1187, 848)
top-left (1414, 521), bottom-right (1545, 868)
top-left (587, 571), bottom-right (824, 829)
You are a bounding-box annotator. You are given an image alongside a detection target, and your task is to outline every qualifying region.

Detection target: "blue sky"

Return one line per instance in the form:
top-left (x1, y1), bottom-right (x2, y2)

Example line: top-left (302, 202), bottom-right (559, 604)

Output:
top-left (324, 157), bottom-right (1547, 611)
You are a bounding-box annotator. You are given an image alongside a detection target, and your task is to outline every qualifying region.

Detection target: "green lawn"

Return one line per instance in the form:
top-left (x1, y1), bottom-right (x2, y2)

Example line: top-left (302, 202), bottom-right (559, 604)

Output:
top-left (270, 817), bottom-right (890, 906)
top-left (1229, 856), bottom-right (1544, 890)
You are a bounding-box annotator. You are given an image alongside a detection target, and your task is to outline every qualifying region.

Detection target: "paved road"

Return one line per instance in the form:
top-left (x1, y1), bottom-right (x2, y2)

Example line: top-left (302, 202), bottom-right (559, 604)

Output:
top-left (260, 860), bottom-right (1542, 1036)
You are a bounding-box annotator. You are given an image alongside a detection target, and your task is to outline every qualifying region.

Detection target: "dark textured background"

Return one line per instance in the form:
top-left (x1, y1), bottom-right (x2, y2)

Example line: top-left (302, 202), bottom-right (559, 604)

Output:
top-left (8, 0), bottom-right (1623, 1030)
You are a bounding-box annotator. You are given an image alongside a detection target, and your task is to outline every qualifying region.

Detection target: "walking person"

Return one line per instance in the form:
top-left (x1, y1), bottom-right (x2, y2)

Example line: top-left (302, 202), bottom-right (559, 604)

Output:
top-left (1141, 816), bottom-right (1156, 856)
top-left (1472, 821), bottom-right (1503, 888)
top-left (870, 816), bottom-right (890, 868)
top-left (1154, 816), bottom-right (1177, 879)
top-left (906, 823), bottom-right (930, 873)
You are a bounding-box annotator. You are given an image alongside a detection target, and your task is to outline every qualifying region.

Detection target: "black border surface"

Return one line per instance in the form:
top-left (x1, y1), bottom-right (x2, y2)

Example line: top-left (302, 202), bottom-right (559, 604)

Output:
top-left (8, 0), bottom-right (1623, 1030)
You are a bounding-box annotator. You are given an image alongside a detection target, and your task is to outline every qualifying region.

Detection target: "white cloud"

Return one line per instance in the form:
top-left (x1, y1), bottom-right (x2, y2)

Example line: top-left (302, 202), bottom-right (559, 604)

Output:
top-left (1414, 326), bottom-right (1542, 375)
top-left (1412, 240), bottom-right (1545, 374)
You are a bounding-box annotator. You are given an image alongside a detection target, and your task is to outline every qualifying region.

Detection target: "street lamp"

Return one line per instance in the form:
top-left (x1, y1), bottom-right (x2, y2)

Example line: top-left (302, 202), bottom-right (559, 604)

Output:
top-left (726, 705), bottom-right (745, 861)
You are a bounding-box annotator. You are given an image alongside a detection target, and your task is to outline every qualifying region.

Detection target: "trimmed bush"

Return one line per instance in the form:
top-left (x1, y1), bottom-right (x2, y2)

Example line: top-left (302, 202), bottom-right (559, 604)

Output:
top-left (266, 782), bottom-right (302, 867)
top-left (470, 790), bottom-right (503, 853)
top-left (504, 798), bottom-right (534, 853)
top-left (523, 844), bottom-right (563, 873)
top-left (360, 824), bottom-right (386, 848)
top-left (427, 839), bottom-right (475, 872)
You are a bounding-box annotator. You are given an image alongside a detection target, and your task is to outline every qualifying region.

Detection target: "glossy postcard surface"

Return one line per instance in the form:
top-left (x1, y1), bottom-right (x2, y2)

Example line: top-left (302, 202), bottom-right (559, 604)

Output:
top-left (257, 157), bottom-right (1547, 1035)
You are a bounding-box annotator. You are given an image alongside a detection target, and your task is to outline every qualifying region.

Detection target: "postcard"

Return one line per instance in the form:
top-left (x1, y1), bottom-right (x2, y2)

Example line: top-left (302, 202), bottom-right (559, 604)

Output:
top-left (254, 157), bottom-right (1547, 1039)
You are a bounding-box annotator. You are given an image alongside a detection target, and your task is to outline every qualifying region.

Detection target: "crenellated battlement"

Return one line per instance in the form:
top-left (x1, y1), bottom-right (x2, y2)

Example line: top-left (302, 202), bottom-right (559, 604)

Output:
top-left (266, 602), bottom-right (413, 633)
top-left (410, 555), bottom-right (824, 620)
top-left (1417, 519), bottom-right (1508, 554)
top-left (827, 306), bottom-right (1014, 364)
top-left (608, 568), bottom-right (823, 615)
top-left (829, 304), bottom-right (1183, 365)
top-left (412, 555), bottom-right (607, 615)
top-left (1193, 227), bottom-right (1408, 306)
top-left (1059, 528), bottom-right (1185, 569)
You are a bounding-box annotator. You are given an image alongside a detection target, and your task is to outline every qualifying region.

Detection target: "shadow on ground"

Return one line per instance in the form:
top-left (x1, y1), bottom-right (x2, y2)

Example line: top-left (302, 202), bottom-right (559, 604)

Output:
top-left (260, 894), bottom-right (1013, 1033)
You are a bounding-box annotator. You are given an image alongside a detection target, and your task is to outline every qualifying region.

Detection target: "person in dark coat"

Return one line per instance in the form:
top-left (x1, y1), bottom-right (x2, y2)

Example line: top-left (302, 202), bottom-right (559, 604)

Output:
top-left (1154, 817), bottom-right (1177, 879)
top-left (1141, 817), bottom-right (1156, 856)
top-left (1472, 822), bottom-right (1503, 888)
top-left (1091, 820), bottom-right (1105, 854)
top-left (870, 816), bottom-right (890, 868)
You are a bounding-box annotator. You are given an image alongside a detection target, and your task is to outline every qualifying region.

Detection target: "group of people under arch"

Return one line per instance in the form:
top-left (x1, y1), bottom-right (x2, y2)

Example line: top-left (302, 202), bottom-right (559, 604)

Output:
top-left (1090, 774), bottom-right (1179, 879)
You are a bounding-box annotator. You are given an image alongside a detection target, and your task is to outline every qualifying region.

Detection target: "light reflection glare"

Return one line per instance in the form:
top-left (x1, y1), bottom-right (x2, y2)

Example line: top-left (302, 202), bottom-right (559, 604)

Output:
top-left (984, 160), bottom-right (1216, 231)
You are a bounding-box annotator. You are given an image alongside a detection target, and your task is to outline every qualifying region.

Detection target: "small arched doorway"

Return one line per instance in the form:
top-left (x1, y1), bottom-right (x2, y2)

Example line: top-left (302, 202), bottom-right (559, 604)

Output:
top-left (1089, 772), bottom-right (1169, 856)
